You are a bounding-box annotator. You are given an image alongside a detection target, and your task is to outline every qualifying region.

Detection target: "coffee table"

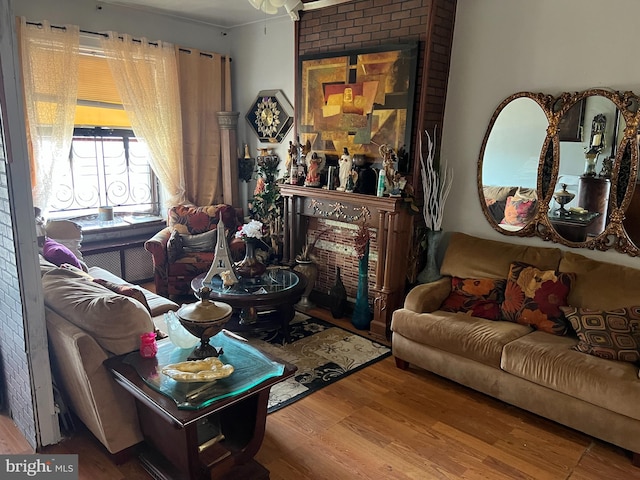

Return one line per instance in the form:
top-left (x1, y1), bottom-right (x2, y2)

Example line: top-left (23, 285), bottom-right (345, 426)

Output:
top-left (191, 268), bottom-right (306, 342)
top-left (104, 333), bottom-right (296, 480)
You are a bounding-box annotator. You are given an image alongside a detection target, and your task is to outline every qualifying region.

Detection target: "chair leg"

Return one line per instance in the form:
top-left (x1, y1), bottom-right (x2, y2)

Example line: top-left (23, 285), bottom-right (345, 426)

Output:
top-left (395, 357), bottom-right (409, 370)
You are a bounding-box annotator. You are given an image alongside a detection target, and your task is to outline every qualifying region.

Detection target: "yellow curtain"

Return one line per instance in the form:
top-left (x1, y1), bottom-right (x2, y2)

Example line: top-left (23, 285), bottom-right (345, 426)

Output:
top-left (19, 18), bottom-right (79, 212)
top-left (176, 47), bottom-right (232, 206)
top-left (100, 33), bottom-right (186, 206)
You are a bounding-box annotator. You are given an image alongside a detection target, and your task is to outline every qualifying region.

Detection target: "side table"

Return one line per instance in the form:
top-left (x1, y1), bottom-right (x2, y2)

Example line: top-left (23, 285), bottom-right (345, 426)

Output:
top-left (104, 335), bottom-right (296, 480)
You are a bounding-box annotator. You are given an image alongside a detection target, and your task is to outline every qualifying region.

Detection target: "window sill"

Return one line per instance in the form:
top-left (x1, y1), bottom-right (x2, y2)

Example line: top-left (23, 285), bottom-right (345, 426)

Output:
top-left (70, 214), bottom-right (166, 245)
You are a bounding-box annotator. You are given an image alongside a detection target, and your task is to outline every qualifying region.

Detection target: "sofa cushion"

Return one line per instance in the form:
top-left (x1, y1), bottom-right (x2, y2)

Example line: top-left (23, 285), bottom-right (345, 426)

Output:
top-left (43, 268), bottom-right (154, 355)
top-left (440, 277), bottom-right (505, 320)
top-left (168, 204), bottom-right (238, 235)
top-left (559, 251), bottom-right (640, 310)
top-left (501, 330), bottom-right (640, 421)
top-left (500, 262), bottom-right (574, 335)
top-left (181, 229), bottom-right (218, 253)
top-left (391, 309), bottom-right (533, 368)
top-left (440, 232), bottom-right (562, 280)
top-left (561, 306), bottom-right (640, 364)
top-left (88, 266), bottom-right (178, 317)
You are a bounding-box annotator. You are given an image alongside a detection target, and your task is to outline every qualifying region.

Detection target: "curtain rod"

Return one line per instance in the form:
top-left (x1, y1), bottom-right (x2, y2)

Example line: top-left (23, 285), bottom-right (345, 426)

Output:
top-left (25, 21), bottom-right (230, 60)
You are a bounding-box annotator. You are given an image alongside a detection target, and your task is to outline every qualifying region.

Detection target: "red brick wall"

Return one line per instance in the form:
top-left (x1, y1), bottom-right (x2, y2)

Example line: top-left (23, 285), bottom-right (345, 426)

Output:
top-left (305, 218), bottom-right (378, 302)
top-left (296, 0), bottom-right (456, 306)
top-left (297, 0), bottom-right (457, 185)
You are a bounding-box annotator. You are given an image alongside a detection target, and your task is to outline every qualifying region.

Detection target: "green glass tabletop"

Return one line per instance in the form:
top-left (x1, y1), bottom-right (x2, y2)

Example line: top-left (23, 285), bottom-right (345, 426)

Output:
top-left (123, 333), bottom-right (284, 410)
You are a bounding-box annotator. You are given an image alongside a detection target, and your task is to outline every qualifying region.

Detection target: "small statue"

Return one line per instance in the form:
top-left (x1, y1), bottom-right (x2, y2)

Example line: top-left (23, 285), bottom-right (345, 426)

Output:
top-left (305, 152), bottom-right (322, 187)
top-left (379, 144), bottom-right (396, 194)
top-left (599, 157), bottom-right (614, 178)
top-left (345, 169), bottom-right (356, 193)
top-left (338, 147), bottom-right (352, 191)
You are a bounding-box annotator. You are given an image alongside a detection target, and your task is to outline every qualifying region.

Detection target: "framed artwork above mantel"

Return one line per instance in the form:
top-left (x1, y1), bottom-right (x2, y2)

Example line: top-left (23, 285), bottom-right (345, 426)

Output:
top-left (297, 43), bottom-right (418, 170)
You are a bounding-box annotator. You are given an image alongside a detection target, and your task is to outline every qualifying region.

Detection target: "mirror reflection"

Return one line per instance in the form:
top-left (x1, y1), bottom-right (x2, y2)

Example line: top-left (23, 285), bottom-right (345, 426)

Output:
top-left (481, 95), bottom-right (547, 232)
top-left (479, 88), bottom-right (640, 256)
top-left (549, 95), bottom-right (619, 243)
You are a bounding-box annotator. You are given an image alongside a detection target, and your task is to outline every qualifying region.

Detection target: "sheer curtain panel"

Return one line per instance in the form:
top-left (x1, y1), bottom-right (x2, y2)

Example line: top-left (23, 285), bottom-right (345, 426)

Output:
top-left (19, 18), bottom-right (79, 212)
top-left (100, 33), bottom-right (186, 206)
top-left (176, 48), bottom-right (232, 206)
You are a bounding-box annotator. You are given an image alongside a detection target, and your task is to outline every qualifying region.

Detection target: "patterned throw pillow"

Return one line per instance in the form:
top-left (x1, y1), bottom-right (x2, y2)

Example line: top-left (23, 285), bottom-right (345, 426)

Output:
top-left (93, 278), bottom-right (152, 314)
top-left (440, 277), bottom-right (506, 320)
top-left (561, 306), bottom-right (640, 364)
top-left (499, 196), bottom-right (536, 227)
top-left (500, 262), bottom-right (574, 335)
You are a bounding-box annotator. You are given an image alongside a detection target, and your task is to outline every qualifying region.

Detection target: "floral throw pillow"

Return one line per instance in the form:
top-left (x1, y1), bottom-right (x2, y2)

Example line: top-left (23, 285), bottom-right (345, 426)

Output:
top-left (499, 196), bottom-right (536, 227)
top-left (440, 277), bottom-right (506, 321)
top-left (500, 262), bottom-right (574, 335)
top-left (561, 306), bottom-right (640, 364)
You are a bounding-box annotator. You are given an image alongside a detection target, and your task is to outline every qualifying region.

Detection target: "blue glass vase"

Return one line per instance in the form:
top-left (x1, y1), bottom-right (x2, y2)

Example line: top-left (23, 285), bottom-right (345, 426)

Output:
top-left (352, 242), bottom-right (372, 330)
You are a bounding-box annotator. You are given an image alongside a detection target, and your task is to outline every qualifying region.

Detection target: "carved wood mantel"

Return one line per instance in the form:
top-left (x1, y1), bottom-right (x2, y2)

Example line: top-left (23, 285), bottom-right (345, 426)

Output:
top-left (280, 185), bottom-right (412, 341)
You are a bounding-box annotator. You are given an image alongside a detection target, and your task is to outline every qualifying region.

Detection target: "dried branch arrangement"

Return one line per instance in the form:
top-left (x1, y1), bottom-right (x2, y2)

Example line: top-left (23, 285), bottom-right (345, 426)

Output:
top-left (419, 128), bottom-right (453, 231)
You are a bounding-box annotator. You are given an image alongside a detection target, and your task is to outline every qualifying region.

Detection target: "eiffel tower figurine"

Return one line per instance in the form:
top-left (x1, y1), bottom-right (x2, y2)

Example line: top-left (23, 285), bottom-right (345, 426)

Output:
top-left (203, 220), bottom-right (238, 285)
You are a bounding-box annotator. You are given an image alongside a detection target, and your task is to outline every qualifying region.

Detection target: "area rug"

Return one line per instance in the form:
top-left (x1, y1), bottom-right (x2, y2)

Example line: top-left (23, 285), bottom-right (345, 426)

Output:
top-left (245, 313), bottom-right (391, 413)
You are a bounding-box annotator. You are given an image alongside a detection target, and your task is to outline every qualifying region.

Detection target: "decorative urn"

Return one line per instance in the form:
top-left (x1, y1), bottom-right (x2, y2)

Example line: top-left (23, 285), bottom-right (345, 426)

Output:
top-left (176, 287), bottom-right (233, 360)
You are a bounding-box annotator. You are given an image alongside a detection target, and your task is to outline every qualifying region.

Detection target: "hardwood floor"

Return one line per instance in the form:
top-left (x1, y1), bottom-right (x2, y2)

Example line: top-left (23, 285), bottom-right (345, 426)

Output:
top-left (1, 306), bottom-right (638, 479)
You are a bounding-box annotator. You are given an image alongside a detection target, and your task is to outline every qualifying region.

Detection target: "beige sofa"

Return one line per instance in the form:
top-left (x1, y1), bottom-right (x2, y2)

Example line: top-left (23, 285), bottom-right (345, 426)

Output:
top-left (391, 232), bottom-right (640, 465)
top-left (40, 256), bottom-right (178, 458)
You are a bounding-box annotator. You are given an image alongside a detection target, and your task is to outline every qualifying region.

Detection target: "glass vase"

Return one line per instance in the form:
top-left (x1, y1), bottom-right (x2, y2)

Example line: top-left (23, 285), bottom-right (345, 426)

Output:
top-left (352, 242), bottom-right (372, 330)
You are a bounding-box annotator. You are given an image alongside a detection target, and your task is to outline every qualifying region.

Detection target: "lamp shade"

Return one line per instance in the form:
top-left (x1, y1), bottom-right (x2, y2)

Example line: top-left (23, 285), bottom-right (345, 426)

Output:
top-left (248, 0), bottom-right (263, 10)
top-left (270, 0), bottom-right (287, 6)
top-left (261, 1), bottom-right (279, 14)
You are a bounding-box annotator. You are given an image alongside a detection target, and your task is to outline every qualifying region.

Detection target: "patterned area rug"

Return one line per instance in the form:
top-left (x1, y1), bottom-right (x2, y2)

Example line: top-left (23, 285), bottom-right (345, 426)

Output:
top-left (245, 313), bottom-right (391, 413)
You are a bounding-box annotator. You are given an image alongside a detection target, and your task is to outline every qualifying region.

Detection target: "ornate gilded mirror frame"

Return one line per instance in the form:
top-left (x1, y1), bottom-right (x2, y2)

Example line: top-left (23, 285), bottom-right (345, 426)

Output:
top-left (478, 88), bottom-right (640, 256)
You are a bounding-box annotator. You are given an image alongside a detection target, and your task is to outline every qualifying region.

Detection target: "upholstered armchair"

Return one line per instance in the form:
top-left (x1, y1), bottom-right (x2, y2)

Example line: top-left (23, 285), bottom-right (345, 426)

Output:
top-left (144, 204), bottom-right (243, 298)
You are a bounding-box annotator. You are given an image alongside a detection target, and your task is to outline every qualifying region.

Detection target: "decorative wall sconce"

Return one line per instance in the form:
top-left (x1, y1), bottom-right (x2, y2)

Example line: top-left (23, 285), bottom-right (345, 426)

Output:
top-left (584, 113), bottom-right (607, 176)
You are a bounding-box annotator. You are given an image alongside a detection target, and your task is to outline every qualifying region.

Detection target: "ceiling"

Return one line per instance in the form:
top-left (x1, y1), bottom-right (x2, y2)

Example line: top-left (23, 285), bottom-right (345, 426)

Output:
top-left (98, 0), bottom-right (294, 29)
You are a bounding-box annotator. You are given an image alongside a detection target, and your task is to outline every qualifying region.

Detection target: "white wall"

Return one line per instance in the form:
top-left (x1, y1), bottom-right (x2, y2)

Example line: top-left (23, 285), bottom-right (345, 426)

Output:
top-left (229, 16), bottom-right (295, 210)
top-left (442, 0), bottom-right (640, 268)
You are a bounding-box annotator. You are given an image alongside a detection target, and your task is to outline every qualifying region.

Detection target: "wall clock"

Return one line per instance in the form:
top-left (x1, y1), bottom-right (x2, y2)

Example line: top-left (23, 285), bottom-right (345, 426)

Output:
top-left (246, 89), bottom-right (294, 143)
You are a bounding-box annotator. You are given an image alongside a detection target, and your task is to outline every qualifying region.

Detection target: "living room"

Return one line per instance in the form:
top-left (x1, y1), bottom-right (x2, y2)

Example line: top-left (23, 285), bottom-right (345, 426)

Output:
top-left (2, 0), bottom-right (640, 478)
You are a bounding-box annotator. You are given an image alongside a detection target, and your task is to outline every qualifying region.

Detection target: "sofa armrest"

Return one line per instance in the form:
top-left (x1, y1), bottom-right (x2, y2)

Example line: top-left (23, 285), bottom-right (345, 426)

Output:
top-left (144, 227), bottom-right (171, 265)
top-left (403, 277), bottom-right (451, 313)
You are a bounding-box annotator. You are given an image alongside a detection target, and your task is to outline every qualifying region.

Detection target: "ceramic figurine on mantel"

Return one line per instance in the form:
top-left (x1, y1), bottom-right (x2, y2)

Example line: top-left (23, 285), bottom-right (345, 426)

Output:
top-left (338, 147), bottom-right (352, 191)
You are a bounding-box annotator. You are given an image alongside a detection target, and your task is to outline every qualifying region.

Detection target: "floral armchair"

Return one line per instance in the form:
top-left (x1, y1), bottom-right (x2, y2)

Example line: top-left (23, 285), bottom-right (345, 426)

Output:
top-left (144, 204), bottom-right (243, 298)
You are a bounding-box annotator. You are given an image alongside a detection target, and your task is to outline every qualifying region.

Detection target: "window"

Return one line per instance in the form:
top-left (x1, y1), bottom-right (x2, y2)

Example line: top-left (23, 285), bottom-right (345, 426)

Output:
top-left (48, 127), bottom-right (159, 218)
top-left (47, 44), bottom-right (160, 222)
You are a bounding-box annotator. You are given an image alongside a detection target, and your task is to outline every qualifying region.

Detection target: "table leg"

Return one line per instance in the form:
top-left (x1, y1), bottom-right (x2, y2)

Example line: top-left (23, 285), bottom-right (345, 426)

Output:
top-left (239, 306), bottom-right (258, 325)
top-left (280, 303), bottom-right (295, 343)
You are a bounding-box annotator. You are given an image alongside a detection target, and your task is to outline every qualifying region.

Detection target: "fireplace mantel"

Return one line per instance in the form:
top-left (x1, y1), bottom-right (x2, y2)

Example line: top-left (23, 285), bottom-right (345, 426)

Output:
top-left (280, 185), bottom-right (412, 341)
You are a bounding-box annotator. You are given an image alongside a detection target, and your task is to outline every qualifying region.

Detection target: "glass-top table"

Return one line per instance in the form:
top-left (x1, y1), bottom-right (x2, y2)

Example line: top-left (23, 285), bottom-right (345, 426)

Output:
top-left (121, 333), bottom-right (285, 410)
top-left (191, 268), bottom-right (306, 342)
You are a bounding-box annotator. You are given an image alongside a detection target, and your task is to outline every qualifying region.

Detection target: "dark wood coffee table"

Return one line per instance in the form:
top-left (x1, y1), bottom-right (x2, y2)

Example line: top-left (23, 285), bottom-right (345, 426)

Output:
top-left (191, 268), bottom-right (306, 342)
top-left (104, 334), bottom-right (296, 480)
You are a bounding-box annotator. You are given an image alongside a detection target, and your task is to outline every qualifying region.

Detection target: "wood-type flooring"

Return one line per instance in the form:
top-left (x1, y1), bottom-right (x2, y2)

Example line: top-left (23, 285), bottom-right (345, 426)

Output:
top-left (1, 309), bottom-right (638, 479)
